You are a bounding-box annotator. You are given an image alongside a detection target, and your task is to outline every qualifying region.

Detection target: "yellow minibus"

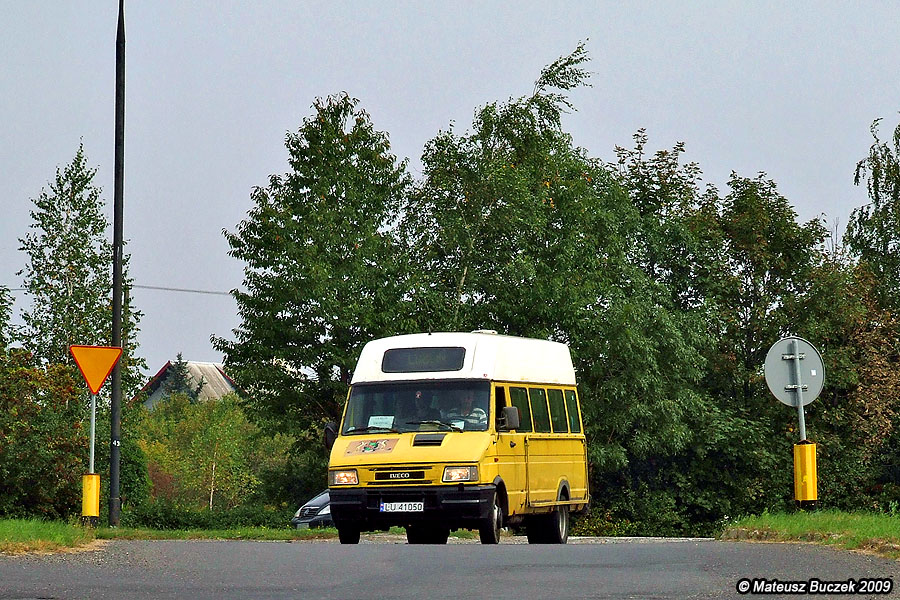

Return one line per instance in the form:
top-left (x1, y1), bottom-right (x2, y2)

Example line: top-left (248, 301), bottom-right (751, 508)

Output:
top-left (325, 331), bottom-right (589, 544)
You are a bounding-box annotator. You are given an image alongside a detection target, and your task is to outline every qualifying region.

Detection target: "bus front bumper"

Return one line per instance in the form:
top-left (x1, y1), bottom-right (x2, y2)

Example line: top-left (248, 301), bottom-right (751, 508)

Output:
top-left (329, 484), bottom-right (494, 530)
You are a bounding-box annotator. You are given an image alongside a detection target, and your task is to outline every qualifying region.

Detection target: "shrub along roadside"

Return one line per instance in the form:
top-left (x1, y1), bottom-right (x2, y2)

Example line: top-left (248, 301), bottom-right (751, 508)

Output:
top-left (721, 510), bottom-right (900, 559)
top-left (121, 501), bottom-right (295, 530)
top-left (94, 526), bottom-right (335, 541)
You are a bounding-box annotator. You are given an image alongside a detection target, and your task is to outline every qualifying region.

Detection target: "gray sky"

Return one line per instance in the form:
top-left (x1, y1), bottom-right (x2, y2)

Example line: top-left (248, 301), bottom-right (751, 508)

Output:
top-left (2, 1), bottom-right (898, 378)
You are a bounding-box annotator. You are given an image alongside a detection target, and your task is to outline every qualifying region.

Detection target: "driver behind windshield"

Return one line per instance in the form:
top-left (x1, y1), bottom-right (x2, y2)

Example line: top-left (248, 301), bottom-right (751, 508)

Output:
top-left (444, 391), bottom-right (488, 427)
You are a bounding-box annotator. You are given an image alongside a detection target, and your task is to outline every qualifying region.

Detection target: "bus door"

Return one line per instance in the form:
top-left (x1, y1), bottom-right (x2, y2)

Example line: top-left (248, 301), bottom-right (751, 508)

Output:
top-left (524, 387), bottom-right (559, 505)
top-left (497, 385), bottom-right (530, 514)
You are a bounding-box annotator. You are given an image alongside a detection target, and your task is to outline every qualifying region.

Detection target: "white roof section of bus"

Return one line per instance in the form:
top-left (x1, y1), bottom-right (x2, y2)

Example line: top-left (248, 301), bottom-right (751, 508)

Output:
top-left (351, 332), bottom-right (577, 386)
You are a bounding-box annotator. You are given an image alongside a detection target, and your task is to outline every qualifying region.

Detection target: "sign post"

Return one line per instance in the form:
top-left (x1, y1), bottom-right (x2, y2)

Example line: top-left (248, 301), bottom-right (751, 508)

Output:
top-left (69, 345), bottom-right (123, 526)
top-left (764, 336), bottom-right (825, 508)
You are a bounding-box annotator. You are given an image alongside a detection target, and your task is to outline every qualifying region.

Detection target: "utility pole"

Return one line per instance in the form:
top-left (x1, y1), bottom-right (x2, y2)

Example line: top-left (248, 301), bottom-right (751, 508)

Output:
top-left (110, 0), bottom-right (126, 526)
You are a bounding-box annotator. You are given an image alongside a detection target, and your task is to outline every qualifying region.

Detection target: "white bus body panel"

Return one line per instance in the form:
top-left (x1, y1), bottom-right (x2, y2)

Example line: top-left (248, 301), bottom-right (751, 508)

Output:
top-left (351, 332), bottom-right (576, 385)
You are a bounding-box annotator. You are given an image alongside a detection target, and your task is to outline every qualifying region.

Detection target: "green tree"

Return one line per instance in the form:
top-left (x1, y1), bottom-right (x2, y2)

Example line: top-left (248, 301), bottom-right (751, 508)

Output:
top-left (400, 42), bottom-right (600, 334)
top-left (19, 145), bottom-right (112, 362)
top-left (686, 174), bottom-right (828, 521)
top-left (403, 45), bottom-right (708, 487)
top-left (180, 397), bottom-right (258, 510)
top-left (0, 349), bottom-right (87, 519)
top-left (797, 260), bottom-right (900, 510)
top-left (163, 353), bottom-right (205, 401)
top-left (847, 116), bottom-right (900, 309)
top-left (584, 133), bottom-right (728, 534)
top-left (611, 130), bottom-right (708, 309)
top-left (17, 145), bottom-right (146, 395)
top-left (138, 393), bottom-right (291, 509)
top-left (581, 139), bottom-right (833, 534)
top-left (215, 93), bottom-right (411, 431)
top-left (701, 174), bottom-right (827, 407)
top-left (0, 286), bottom-right (12, 349)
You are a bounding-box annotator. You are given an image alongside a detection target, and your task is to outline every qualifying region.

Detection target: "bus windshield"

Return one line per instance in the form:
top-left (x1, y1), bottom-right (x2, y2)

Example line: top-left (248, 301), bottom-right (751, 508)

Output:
top-left (342, 380), bottom-right (491, 434)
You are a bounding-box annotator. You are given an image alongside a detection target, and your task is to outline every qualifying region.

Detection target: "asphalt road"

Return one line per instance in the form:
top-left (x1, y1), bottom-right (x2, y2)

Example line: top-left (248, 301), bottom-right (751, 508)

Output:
top-left (2, 536), bottom-right (899, 599)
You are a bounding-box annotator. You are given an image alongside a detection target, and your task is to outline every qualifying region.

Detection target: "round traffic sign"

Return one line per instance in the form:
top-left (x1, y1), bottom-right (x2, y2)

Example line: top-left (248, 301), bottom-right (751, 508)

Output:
top-left (764, 336), bottom-right (825, 407)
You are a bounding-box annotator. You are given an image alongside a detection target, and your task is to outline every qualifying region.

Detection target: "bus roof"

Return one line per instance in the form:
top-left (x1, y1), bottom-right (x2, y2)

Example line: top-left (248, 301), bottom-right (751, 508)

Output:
top-left (351, 332), bottom-right (577, 386)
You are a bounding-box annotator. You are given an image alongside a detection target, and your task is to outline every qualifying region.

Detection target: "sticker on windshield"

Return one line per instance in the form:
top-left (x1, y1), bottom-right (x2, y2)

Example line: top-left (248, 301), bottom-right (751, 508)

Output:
top-left (368, 415), bottom-right (395, 429)
top-left (345, 438), bottom-right (399, 456)
top-left (451, 420), bottom-right (465, 430)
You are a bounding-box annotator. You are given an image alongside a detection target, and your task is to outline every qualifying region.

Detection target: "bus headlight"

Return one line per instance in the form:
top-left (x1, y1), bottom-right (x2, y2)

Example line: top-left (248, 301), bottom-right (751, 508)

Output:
top-left (329, 469), bottom-right (358, 485)
top-left (442, 466), bottom-right (478, 482)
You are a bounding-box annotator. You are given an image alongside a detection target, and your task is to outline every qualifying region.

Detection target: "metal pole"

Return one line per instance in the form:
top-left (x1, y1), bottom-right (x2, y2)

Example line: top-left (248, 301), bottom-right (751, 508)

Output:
top-left (110, 0), bottom-right (126, 526)
top-left (89, 393), bottom-right (97, 473)
top-left (791, 339), bottom-right (807, 441)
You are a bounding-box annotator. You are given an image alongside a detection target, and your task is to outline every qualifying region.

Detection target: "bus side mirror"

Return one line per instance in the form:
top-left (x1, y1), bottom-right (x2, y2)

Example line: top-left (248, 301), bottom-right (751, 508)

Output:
top-left (323, 421), bottom-right (338, 451)
top-left (499, 406), bottom-right (520, 431)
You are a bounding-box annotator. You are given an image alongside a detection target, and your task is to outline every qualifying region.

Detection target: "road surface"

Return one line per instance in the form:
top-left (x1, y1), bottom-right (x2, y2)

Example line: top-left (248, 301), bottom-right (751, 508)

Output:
top-left (2, 535), bottom-right (898, 599)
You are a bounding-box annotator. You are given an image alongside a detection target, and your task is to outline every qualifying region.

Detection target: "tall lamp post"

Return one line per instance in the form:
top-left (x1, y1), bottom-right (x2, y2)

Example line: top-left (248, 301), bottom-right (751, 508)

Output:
top-left (110, 0), bottom-right (126, 526)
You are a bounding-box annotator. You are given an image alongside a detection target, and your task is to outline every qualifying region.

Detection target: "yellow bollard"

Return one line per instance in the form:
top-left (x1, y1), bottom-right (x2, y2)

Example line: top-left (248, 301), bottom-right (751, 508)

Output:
top-left (82, 474), bottom-right (100, 526)
top-left (793, 442), bottom-right (817, 505)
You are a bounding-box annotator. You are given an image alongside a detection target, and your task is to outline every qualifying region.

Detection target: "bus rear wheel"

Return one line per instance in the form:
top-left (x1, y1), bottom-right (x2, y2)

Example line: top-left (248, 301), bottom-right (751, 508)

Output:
top-left (526, 494), bottom-right (569, 544)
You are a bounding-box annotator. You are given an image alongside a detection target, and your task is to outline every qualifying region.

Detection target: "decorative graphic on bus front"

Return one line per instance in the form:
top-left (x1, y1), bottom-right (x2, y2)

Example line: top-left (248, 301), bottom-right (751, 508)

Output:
top-left (345, 439), bottom-right (399, 456)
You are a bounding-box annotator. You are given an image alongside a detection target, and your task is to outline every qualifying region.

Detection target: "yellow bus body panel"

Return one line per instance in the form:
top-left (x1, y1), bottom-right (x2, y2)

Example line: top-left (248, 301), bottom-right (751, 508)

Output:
top-left (329, 419), bottom-right (589, 516)
top-left (521, 435), bottom-right (589, 506)
top-left (332, 432), bottom-right (491, 471)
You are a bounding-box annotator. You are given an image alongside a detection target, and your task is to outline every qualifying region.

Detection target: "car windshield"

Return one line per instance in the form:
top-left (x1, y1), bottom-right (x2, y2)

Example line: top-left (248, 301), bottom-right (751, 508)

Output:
top-left (341, 380), bottom-right (491, 434)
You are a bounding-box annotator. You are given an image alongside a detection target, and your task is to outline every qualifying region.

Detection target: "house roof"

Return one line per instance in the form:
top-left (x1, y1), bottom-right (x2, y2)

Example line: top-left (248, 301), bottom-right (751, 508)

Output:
top-left (136, 359), bottom-right (240, 406)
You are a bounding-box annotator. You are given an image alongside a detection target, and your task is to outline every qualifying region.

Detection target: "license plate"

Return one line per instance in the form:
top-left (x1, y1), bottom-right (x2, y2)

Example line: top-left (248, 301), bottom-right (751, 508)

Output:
top-left (380, 501), bottom-right (424, 512)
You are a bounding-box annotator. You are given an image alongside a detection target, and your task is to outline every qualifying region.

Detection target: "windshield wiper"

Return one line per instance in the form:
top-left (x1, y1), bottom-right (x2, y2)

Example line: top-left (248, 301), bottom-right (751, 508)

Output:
top-left (346, 425), bottom-right (400, 435)
top-left (405, 420), bottom-right (463, 432)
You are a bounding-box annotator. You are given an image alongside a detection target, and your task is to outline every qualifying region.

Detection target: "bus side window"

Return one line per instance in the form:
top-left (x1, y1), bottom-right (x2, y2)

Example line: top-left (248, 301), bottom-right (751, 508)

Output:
top-left (509, 387), bottom-right (532, 432)
top-left (548, 388), bottom-right (568, 433)
top-left (529, 388), bottom-right (551, 433)
top-left (494, 386), bottom-right (506, 428)
top-left (564, 389), bottom-right (581, 433)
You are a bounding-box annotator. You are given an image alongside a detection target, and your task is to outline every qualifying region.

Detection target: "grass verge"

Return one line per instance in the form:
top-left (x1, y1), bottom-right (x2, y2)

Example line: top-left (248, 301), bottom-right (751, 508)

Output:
top-left (721, 510), bottom-right (900, 559)
top-left (96, 526), bottom-right (337, 541)
top-left (0, 520), bottom-right (339, 553)
top-left (1, 519), bottom-right (485, 554)
top-left (0, 519), bottom-right (95, 554)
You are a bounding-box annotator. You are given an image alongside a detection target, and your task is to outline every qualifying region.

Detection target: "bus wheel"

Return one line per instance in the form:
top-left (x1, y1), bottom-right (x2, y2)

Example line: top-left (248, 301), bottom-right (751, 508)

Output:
top-left (526, 495), bottom-right (569, 544)
top-left (338, 526), bottom-right (360, 544)
top-left (479, 492), bottom-right (503, 544)
top-left (548, 502), bottom-right (569, 544)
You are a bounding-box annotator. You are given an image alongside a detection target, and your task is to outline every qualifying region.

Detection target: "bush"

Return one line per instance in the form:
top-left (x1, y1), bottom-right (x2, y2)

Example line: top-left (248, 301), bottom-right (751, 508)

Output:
top-left (0, 352), bottom-right (86, 520)
top-left (121, 500), bottom-right (294, 530)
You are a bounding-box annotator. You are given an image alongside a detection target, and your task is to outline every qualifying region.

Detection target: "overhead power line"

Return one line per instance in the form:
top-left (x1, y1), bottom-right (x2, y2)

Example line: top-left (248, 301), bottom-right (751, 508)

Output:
top-left (131, 284), bottom-right (232, 296)
top-left (2, 284), bottom-right (232, 297)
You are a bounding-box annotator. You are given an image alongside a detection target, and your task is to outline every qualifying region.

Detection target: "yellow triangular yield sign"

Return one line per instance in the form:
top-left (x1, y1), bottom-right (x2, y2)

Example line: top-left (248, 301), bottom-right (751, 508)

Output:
top-left (69, 345), bottom-right (123, 395)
